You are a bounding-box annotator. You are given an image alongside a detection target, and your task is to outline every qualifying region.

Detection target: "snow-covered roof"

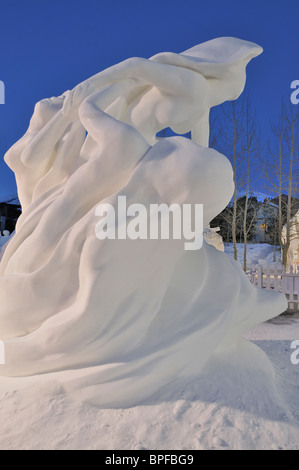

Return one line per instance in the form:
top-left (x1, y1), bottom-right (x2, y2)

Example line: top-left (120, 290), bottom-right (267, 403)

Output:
top-left (0, 194), bottom-right (20, 205)
top-left (238, 190), bottom-right (272, 203)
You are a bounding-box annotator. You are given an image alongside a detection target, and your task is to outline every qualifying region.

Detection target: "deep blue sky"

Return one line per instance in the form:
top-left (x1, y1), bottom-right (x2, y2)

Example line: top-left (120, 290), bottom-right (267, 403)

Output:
top-left (0, 0), bottom-right (297, 199)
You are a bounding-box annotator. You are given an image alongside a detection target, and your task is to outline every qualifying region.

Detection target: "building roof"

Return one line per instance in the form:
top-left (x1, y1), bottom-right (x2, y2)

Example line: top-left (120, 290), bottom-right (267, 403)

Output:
top-left (0, 194), bottom-right (20, 205)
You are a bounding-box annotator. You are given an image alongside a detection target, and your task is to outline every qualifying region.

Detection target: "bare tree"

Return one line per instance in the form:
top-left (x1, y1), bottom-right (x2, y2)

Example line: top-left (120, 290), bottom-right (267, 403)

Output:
top-left (261, 101), bottom-right (299, 267)
top-left (241, 96), bottom-right (261, 271)
top-left (282, 103), bottom-right (299, 267)
top-left (211, 100), bottom-right (244, 261)
top-left (211, 96), bottom-right (260, 268)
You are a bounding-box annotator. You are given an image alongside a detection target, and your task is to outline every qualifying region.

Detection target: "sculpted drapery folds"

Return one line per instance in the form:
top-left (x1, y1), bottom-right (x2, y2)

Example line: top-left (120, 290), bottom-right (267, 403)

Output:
top-left (0, 38), bottom-right (287, 407)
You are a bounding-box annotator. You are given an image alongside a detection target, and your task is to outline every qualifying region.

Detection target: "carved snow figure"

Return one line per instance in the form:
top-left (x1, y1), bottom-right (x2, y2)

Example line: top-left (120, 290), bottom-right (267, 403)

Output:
top-left (0, 38), bottom-right (287, 407)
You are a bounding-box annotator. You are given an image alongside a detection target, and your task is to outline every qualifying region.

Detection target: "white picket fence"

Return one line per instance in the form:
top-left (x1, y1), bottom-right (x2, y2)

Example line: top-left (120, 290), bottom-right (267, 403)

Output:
top-left (247, 265), bottom-right (299, 312)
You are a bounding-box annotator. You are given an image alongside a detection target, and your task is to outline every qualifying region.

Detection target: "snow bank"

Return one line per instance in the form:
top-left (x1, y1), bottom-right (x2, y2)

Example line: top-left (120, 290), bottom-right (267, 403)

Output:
top-left (0, 318), bottom-right (298, 449)
top-left (0, 236), bottom-right (11, 249)
top-left (225, 243), bottom-right (282, 268)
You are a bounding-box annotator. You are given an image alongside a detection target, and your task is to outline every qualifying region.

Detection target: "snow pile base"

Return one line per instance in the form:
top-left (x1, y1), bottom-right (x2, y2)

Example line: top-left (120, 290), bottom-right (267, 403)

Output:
top-left (0, 319), bottom-right (298, 449)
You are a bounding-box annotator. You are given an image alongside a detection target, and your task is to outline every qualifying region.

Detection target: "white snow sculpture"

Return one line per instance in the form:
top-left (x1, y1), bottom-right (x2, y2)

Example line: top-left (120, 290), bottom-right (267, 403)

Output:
top-left (0, 38), bottom-right (287, 408)
top-left (281, 210), bottom-right (299, 271)
top-left (203, 226), bottom-right (224, 252)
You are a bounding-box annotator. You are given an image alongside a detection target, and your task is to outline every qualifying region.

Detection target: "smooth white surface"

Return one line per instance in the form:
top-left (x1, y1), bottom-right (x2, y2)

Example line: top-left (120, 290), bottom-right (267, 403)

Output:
top-left (0, 38), bottom-right (287, 408)
top-left (203, 227), bottom-right (224, 252)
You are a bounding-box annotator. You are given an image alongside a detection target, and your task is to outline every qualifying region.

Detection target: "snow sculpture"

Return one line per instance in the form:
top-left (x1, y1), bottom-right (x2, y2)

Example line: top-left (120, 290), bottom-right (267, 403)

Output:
top-left (282, 210), bottom-right (299, 272)
top-left (203, 226), bottom-right (224, 252)
top-left (0, 38), bottom-right (287, 407)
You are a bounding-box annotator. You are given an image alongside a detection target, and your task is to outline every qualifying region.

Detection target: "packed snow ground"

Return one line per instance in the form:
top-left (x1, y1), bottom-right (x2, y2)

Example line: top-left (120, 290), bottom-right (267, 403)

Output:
top-left (0, 241), bottom-right (298, 450)
top-left (0, 316), bottom-right (298, 450)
